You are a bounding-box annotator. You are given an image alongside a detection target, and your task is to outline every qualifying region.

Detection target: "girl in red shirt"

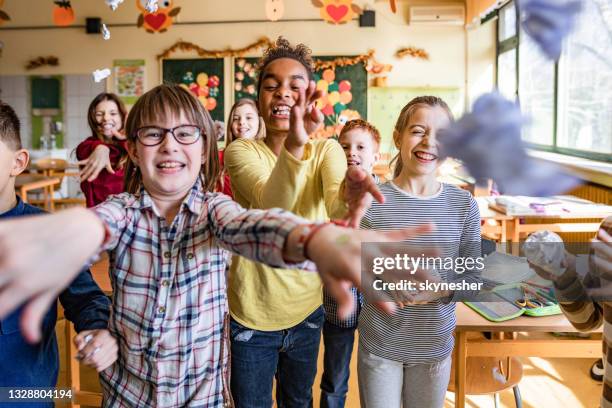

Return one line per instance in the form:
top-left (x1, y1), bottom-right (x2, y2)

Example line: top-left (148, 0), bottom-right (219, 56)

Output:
top-left (76, 93), bottom-right (128, 207)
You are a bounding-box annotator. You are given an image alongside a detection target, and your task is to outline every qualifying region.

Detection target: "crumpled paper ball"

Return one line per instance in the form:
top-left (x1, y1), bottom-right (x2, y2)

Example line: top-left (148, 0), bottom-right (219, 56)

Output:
top-left (518, 0), bottom-right (583, 61)
top-left (523, 230), bottom-right (567, 278)
top-left (438, 92), bottom-right (579, 196)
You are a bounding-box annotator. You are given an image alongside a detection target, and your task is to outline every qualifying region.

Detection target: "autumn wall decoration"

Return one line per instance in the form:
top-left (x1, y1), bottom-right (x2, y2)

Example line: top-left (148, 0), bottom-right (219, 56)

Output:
top-left (0, 0), bottom-right (10, 25)
top-left (137, 0), bottom-right (180, 34)
top-left (53, 0), bottom-right (75, 26)
top-left (311, 0), bottom-right (362, 25)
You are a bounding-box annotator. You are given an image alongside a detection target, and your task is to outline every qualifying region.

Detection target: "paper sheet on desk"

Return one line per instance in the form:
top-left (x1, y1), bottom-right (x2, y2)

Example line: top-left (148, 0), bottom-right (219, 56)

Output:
top-left (482, 252), bottom-right (535, 285)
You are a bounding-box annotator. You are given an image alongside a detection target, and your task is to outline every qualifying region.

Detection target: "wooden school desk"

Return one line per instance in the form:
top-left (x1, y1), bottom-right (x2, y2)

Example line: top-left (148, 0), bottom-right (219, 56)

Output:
top-left (452, 303), bottom-right (602, 408)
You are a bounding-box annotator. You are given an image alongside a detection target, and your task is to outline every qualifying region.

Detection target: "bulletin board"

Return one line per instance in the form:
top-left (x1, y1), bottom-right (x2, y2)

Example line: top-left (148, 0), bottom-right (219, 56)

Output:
top-left (230, 55), bottom-right (368, 141)
top-left (368, 87), bottom-right (463, 158)
top-left (233, 57), bottom-right (260, 101)
top-left (162, 58), bottom-right (224, 122)
top-left (311, 56), bottom-right (368, 140)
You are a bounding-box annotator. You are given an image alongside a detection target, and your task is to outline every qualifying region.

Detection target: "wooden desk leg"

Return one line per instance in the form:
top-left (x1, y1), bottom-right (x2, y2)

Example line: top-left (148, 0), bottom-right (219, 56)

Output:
top-left (66, 321), bottom-right (81, 408)
top-left (501, 220), bottom-right (507, 243)
top-left (511, 218), bottom-right (520, 255)
top-left (455, 331), bottom-right (467, 408)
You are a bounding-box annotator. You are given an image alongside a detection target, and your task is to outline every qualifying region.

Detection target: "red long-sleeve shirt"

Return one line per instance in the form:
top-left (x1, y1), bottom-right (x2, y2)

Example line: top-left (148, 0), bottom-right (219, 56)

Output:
top-left (217, 149), bottom-right (233, 198)
top-left (76, 136), bottom-right (127, 208)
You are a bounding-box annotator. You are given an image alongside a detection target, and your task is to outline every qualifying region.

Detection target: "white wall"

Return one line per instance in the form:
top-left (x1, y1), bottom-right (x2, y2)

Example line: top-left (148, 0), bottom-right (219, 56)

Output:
top-left (0, 1), bottom-right (469, 89)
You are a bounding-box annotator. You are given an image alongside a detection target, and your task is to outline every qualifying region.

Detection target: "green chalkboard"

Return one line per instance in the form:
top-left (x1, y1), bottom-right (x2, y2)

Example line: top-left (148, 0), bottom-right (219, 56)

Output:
top-left (311, 56), bottom-right (367, 140)
top-left (31, 77), bottom-right (61, 109)
top-left (162, 58), bottom-right (225, 122)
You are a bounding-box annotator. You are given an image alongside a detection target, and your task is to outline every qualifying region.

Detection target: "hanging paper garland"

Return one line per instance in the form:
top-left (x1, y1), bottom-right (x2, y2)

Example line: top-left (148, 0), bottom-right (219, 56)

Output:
top-left (157, 38), bottom-right (273, 60)
top-left (311, 0), bottom-right (362, 25)
top-left (53, 0), bottom-right (75, 26)
top-left (265, 0), bottom-right (284, 21)
top-left (0, 0), bottom-right (11, 25)
top-left (136, 0), bottom-right (181, 34)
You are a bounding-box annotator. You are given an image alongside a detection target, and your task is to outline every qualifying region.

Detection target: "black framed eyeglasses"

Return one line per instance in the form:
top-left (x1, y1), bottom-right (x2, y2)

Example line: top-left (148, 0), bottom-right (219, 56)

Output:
top-left (134, 125), bottom-right (204, 146)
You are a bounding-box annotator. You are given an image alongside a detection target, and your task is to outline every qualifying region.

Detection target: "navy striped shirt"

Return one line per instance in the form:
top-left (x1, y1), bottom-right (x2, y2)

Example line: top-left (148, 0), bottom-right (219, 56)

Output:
top-left (358, 182), bottom-right (481, 364)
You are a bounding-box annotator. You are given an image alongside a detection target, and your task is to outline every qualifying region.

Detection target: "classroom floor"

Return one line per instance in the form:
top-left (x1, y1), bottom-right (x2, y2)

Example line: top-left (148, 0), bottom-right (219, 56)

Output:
top-left (55, 320), bottom-right (601, 408)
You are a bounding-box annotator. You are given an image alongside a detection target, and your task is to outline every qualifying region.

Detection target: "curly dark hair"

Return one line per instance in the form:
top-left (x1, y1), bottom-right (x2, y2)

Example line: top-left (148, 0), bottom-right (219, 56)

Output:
top-left (257, 37), bottom-right (315, 93)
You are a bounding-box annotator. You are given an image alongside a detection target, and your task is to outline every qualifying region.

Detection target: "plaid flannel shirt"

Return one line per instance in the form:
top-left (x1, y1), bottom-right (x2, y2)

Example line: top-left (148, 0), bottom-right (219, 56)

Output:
top-left (94, 181), bottom-right (308, 407)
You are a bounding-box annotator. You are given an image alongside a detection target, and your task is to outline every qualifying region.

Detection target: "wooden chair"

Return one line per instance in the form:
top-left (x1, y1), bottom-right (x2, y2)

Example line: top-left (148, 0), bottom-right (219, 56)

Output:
top-left (449, 333), bottom-right (524, 408)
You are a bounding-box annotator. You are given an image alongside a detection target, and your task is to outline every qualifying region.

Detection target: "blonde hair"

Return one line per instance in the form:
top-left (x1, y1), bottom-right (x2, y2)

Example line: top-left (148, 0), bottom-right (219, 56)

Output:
top-left (124, 84), bottom-right (220, 194)
top-left (390, 96), bottom-right (453, 179)
top-left (226, 98), bottom-right (265, 145)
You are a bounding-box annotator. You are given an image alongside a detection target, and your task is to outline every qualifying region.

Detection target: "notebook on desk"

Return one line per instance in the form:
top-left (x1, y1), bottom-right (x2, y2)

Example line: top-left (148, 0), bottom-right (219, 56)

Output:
top-left (487, 195), bottom-right (612, 217)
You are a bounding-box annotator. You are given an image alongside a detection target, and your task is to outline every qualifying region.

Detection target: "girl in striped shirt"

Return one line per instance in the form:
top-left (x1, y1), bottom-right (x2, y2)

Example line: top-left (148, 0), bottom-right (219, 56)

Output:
top-left (358, 96), bottom-right (482, 408)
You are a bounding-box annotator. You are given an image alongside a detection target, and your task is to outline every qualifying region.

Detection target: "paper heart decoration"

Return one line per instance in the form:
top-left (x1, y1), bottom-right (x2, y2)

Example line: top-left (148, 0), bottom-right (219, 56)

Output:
top-left (144, 13), bottom-right (166, 30)
top-left (326, 4), bottom-right (348, 22)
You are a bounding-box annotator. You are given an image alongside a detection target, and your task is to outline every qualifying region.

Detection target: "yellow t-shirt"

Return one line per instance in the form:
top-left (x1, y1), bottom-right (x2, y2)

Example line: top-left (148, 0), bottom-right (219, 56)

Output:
top-left (225, 138), bottom-right (348, 330)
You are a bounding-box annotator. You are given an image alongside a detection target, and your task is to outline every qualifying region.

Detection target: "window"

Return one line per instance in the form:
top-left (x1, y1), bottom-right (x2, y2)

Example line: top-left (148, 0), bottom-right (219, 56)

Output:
top-left (496, 0), bottom-right (612, 162)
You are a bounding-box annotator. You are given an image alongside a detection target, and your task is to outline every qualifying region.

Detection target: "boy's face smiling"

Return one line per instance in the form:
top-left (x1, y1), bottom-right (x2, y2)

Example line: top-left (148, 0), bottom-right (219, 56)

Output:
top-left (339, 129), bottom-right (379, 173)
top-left (258, 58), bottom-right (309, 134)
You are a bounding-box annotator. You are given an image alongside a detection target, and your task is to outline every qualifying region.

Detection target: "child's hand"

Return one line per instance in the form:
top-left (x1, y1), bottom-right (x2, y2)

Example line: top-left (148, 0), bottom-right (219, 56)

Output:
top-left (74, 329), bottom-right (118, 372)
top-left (341, 166), bottom-right (385, 228)
top-left (111, 129), bottom-right (127, 141)
top-left (78, 144), bottom-right (114, 182)
top-left (286, 81), bottom-right (323, 151)
top-left (306, 223), bottom-right (438, 318)
top-left (0, 208), bottom-right (106, 343)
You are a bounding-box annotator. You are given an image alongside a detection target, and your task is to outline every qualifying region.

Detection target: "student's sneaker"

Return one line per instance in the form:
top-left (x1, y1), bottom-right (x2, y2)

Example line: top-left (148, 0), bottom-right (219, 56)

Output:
top-left (590, 359), bottom-right (604, 382)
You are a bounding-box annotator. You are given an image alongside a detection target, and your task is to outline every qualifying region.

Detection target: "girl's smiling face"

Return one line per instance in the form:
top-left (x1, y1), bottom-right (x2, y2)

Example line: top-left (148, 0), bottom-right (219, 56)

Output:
top-left (95, 99), bottom-right (124, 139)
top-left (394, 106), bottom-right (450, 178)
top-left (258, 58), bottom-right (309, 133)
top-left (128, 111), bottom-right (204, 202)
top-left (230, 104), bottom-right (259, 140)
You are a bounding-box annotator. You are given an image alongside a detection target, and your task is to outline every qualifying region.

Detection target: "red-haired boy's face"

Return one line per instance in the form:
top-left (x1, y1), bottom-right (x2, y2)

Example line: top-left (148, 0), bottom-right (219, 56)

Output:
top-left (339, 128), bottom-right (379, 174)
top-left (258, 58), bottom-right (309, 134)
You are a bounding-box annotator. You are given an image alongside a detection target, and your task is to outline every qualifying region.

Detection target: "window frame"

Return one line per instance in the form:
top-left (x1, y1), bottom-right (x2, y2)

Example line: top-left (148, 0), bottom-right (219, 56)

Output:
top-left (494, 0), bottom-right (612, 163)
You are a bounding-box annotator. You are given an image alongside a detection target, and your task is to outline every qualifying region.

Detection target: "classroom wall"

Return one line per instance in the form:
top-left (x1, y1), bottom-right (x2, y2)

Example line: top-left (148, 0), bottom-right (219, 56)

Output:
top-left (0, 0), bottom-right (480, 89)
top-left (0, 0), bottom-right (497, 145)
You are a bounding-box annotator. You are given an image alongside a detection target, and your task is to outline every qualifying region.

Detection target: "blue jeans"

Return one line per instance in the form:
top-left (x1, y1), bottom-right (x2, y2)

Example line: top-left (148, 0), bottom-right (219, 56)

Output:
top-left (320, 321), bottom-right (356, 408)
top-left (230, 307), bottom-right (325, 408)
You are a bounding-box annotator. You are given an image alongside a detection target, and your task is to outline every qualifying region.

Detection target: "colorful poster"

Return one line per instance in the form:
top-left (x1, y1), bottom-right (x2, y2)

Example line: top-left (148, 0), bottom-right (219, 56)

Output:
top-left (162, 58), bottom-right (225, 124)
top-left (113, 59), bottom-right (145, 105)
top-left (311, 56), bottom-right (367, 140)
top-left (234, 57), bottom-right (259, 101)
